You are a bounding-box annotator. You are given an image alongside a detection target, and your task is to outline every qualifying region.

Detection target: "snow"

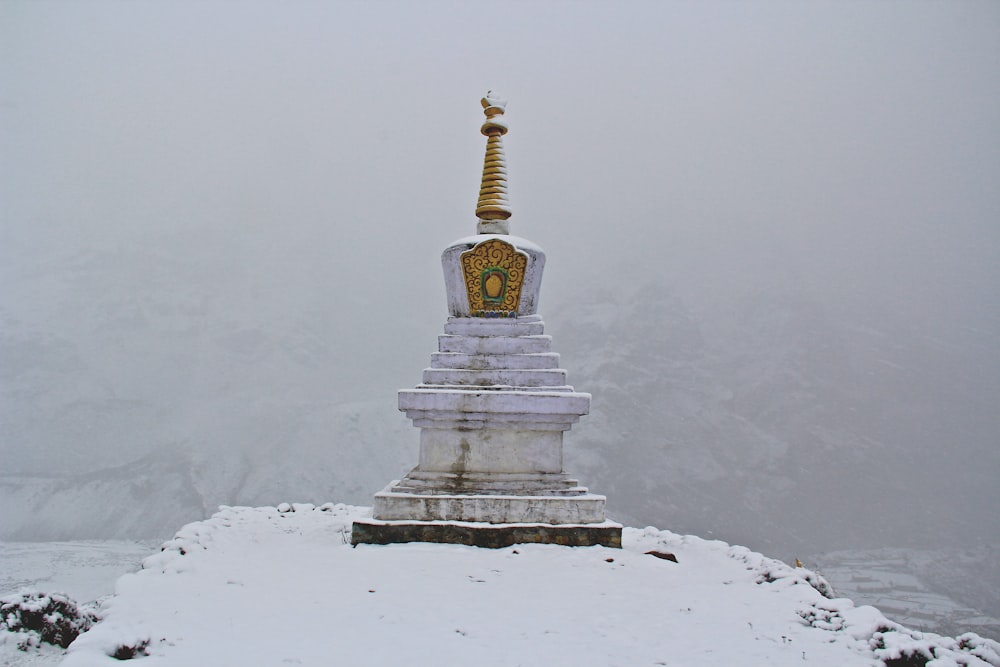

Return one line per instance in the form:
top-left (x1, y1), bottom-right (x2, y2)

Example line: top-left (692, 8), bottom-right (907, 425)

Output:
top-left (10, 504), bottom-right (984, 667)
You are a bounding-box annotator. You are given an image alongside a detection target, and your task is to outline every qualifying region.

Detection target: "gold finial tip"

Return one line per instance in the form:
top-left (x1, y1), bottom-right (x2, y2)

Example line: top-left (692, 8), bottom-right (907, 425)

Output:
top-left (481, 91), bottom-right (507, 113)
top-left (480, 91), bottom-right (508, 135)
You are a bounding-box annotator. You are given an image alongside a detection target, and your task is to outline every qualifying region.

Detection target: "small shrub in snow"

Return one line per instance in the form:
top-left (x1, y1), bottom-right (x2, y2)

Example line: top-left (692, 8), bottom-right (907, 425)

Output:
top-left (870, 626), bottom-right (1000, 667)
top-left (958, 634), bottom-right (1000, 666)
top-left (797, 601), bottom-right (848, 632)
top-left (881, 656), bottom-right (930, 667)
top-left (0, 591), bottom-right (99, 650)
top-left (111, 639), bottom-right (150, 660)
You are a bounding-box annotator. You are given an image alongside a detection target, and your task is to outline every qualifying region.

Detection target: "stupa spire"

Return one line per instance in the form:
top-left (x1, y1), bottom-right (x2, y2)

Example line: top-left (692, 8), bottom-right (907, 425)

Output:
top-left (476, 91), bottom-right (512, 234)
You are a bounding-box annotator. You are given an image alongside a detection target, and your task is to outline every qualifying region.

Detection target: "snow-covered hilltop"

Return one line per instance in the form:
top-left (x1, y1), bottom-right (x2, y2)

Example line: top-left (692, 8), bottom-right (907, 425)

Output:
top-left (4, 504), bottom-right (993, 667)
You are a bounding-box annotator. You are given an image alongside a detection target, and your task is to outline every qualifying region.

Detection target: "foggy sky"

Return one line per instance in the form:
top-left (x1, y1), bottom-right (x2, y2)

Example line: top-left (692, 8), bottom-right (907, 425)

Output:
top-left (2, 1), bottom-right (999, 528)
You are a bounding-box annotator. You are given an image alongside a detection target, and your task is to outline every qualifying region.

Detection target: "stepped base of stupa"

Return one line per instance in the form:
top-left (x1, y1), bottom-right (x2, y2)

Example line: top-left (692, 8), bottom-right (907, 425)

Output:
top-left (351, 311), bottom-right (618, 547)
top-left (351, 517), bottom-right (622, 548)
top-left (352, 471), bottom-right (622, 547)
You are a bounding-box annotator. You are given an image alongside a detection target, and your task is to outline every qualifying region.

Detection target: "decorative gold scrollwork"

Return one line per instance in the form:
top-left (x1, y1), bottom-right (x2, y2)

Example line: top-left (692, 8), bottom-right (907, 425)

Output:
top-left (460, 238), bottom-right (528, 317)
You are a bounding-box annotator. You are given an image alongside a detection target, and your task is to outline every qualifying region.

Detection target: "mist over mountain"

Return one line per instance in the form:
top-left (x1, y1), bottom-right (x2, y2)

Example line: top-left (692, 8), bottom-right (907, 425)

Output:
top-left (2, 227), bottom-right (996, 557)
top-left (552, 269), bottom-right (1000, 556)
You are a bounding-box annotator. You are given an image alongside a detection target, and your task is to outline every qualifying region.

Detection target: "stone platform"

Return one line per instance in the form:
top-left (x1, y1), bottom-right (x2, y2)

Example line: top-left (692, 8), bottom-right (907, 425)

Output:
top-left (351, 518), bottom-right (623, 549)
top-left (371, 483), bottom-right (608, 524)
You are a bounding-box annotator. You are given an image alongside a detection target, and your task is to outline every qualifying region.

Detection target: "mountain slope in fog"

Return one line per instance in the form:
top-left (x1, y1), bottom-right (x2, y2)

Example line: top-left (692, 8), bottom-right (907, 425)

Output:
top-left (552, 275), bottom-right (1000, 558)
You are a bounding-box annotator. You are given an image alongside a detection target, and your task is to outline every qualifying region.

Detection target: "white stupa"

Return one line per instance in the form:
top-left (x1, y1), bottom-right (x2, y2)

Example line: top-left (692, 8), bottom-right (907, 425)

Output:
top-left (352, 93), bottom-right (621, 548)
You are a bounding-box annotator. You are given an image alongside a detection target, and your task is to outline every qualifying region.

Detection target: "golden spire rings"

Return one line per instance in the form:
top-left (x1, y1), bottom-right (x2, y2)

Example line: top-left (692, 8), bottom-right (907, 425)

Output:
top-left (476, 92), bottom-right (512, 232)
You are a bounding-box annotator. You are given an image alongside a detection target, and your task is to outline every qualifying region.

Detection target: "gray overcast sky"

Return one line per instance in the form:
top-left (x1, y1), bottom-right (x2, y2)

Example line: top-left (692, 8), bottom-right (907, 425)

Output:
top-left (4, 1), bottom-right (998, 267)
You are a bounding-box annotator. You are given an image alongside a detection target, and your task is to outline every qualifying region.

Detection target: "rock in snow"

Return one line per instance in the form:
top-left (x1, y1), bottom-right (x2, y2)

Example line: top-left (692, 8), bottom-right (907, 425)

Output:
top-left (9, 504), bottom-right (997, 666)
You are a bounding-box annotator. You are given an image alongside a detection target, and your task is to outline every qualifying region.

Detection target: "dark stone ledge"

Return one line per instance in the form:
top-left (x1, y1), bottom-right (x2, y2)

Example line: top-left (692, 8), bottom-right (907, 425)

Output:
top-left (351, 520), bottom-right (622, 549)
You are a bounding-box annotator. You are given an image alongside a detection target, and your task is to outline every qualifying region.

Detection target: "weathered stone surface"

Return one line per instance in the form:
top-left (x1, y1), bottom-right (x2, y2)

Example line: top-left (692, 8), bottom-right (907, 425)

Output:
top-left (350, 519), bottom-right (623, 548)
top-left (372, 484), bottom-right (608, 523)
top-left (407, 415), bottom-right (580, 431)
top-left (422, 367), bottom-right (568, 388)
top-left (416, 428), bottom-right (565, 473)
top-left (443, 316), bottom-right (545, 337)
top-left (398, 388), bottom-right (590, 416)
top-left (391, 471), bottom-right (587, 495)
top-left (398, 392), bottom-right (591, 457)
top-left (437, 334), bottom-right (552, 355)
top-left (429, 351), bottom-right (561, 370)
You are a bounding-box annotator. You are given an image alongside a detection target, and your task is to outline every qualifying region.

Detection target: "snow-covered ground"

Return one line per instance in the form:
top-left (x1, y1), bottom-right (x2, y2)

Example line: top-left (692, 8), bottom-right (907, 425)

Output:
top-left (4, 505), bottom-right (997, 667)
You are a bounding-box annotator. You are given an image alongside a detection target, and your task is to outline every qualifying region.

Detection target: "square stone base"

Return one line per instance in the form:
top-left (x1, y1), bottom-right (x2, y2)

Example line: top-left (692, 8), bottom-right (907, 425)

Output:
top-left (351, 519), bottom-right (622, 549)
top-left (372, 483), bottom-right (608, 524)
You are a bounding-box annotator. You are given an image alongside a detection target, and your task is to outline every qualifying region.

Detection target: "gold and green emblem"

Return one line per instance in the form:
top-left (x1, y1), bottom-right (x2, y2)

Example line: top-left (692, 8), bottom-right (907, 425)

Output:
top-left (460, 238), bottom-right (527, 317)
